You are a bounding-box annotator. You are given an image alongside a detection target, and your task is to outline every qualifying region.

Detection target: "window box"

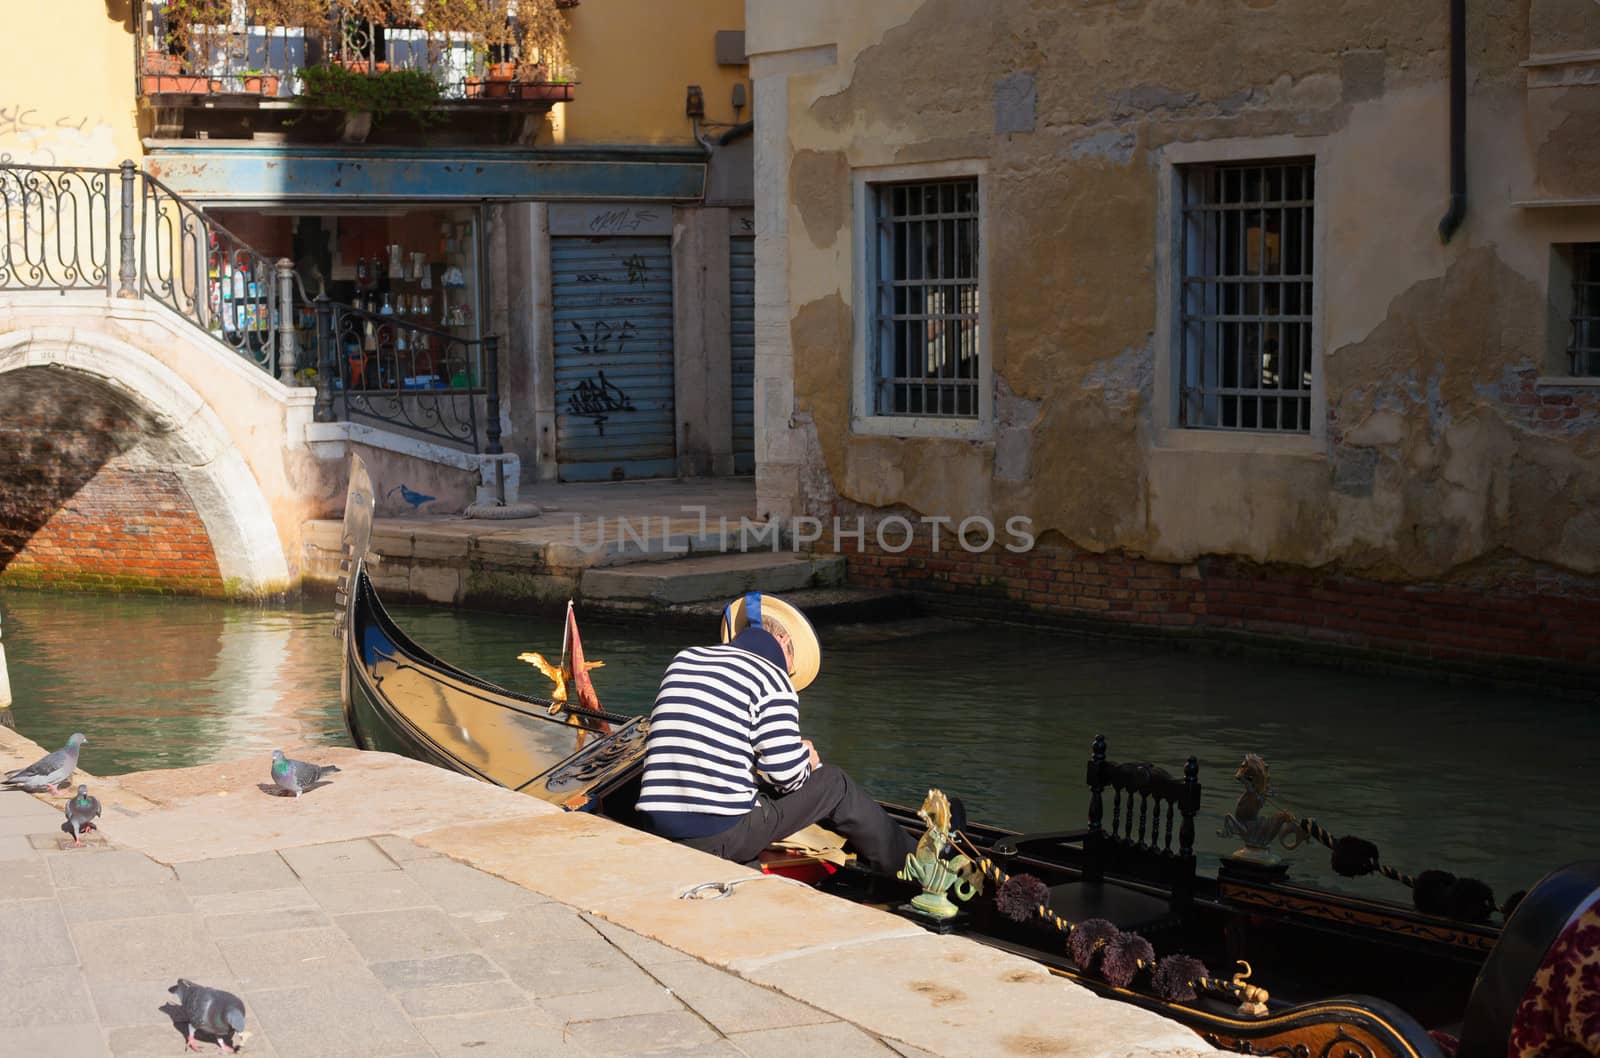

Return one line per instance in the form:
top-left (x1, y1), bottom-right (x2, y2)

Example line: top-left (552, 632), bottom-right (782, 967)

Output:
top-left (242, 74), bottom-right (281, 97)
top-left (144, 74), bottom-right (212, 94)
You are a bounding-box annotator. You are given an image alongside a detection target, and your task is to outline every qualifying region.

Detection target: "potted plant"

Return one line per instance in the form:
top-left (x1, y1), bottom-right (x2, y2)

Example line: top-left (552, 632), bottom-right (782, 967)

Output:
top-left (237, 69), bottom-right (282, 95)
top-left (144, 50), bottom-right (181, 76)
top-left (483, 59), bottom-right (516, 97)
top-left (296, 62), bottom-right (444, 137)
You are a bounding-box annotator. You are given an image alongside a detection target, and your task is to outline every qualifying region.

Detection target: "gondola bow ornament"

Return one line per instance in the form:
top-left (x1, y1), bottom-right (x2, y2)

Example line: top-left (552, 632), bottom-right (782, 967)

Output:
top-left (518, 601), bottom-right (612, 749)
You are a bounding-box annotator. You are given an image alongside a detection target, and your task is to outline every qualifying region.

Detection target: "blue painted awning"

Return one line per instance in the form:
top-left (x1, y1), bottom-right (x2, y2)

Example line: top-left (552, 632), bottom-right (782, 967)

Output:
top-left (143, 144), bottom-right (707, 203)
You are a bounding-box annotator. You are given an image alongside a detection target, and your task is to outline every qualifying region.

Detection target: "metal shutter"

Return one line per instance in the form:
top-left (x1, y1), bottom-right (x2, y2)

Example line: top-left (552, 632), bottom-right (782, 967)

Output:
top-left (730, 235), bottom-right (755, 475)
top-left (551, 236), bottom-right (676, 481)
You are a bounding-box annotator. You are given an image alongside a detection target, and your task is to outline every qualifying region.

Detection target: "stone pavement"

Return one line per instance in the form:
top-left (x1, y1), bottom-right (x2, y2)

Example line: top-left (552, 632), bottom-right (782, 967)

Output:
top-left (0, 727), bottom-right (1214, 1058)
top-left (0, 791), bottom-right (935, 1058)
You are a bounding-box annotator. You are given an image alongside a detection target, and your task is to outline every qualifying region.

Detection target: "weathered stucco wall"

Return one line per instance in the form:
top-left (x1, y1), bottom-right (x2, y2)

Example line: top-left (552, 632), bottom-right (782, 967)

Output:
top-left (750, 0), bottom-right (1600, 585)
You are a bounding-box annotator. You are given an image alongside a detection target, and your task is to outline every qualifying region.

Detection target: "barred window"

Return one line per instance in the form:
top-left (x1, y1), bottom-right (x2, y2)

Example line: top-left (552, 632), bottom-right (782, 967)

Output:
top-left (870, 178), bottom-right (980, 418)
top-left (1571, 243), bottom-right (1600, 377)
top-left (1179, 160), bottom-right (1315, 432)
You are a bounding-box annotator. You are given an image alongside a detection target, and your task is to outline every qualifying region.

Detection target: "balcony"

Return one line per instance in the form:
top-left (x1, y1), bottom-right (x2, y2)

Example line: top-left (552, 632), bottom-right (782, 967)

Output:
top-left (136, 0), bottom-right (578, 145)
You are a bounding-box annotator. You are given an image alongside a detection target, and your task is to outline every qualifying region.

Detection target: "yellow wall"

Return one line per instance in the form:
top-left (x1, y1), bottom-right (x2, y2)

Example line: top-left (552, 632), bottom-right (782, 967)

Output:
top-left (555, 0), bottom-right (749, 146)
top-left (0, 2), bottom-right (142, 166)
top-left (0, 1), bottom-right (741, 159)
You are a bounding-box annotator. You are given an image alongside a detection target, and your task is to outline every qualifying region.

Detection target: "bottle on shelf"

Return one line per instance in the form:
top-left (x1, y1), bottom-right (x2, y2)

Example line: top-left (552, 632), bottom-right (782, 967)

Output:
top-left (220, 263), bottom-right (235, 333)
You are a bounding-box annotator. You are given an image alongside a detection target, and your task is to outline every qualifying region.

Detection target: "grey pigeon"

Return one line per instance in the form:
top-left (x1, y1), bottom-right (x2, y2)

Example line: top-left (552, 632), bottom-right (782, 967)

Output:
top-left (3, 733), bottom-right (85, 795)
top-left (270, 749), bottom-right (340, 799)
top-left (168, 978), bottom-right (248, 1053)
top-left (64, 784), bottom-right (101, 847)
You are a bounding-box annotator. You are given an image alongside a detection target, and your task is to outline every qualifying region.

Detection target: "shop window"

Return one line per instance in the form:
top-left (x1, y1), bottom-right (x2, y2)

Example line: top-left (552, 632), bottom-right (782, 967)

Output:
top-left (212, 205), bottom-right (484, 388)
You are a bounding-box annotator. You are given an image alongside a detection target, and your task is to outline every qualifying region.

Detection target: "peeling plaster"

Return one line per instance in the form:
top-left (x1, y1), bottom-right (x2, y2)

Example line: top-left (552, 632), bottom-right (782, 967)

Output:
top-left (790, 149), bottom-right (851, 250)
top-left (1067, 129), bottom-right (1137, 165)
top-left (761, 0), bottom-right (1595, 585)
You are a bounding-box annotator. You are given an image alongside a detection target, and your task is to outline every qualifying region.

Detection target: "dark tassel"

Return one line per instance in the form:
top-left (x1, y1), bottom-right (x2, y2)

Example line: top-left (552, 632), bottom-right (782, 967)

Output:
top-left (1414, 869), bottom-right (1457, 916)
top-left (1446, 877), bottom-right (1496, 924)
top-left (1068, 918), bottom-right (1118, 969)
top-left (1330, 835), bottom-right (1380, 877)
top-left (1501, 889), bottom-right (1527, 918)
top-left (1152, 954), bottom-right (1209, 1002)
top-left (1102, 931), bottom-right (1155, 988)
top-left (996, 874), bottom-right (1051, 923)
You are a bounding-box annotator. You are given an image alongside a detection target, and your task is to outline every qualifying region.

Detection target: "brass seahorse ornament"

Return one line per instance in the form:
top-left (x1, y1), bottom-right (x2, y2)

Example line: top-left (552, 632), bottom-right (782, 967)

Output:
top-left (1218, 754), bottom-right (1305, 865)
top-left (897, 789), bottom-right (983, 920)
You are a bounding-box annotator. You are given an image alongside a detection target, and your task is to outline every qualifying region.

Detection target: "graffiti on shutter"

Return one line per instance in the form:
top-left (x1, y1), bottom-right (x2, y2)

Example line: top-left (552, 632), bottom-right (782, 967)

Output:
top-left (730, 233), bottom-right (755, 475)
top-left (552, 236), bottom-right (676, 481)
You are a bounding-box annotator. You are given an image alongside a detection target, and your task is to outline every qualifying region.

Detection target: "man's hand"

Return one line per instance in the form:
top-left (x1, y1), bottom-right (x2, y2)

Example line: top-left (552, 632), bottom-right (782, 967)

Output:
top-left (801, 738), bottom-right (821, 769)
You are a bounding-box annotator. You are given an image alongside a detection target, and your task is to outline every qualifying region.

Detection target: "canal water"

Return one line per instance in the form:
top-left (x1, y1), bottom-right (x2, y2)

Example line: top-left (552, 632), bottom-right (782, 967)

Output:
top-left (2, 587), bottom-right (1594, 908)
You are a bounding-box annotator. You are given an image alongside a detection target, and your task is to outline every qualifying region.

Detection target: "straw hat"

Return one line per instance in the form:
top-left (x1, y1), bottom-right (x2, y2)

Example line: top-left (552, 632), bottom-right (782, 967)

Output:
top-left (719, 592), bottom-right (821, 690)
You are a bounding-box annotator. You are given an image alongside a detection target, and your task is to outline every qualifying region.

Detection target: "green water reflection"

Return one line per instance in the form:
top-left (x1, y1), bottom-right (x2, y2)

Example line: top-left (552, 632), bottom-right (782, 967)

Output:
top-left (2, 587), bottom-right (1595, 906)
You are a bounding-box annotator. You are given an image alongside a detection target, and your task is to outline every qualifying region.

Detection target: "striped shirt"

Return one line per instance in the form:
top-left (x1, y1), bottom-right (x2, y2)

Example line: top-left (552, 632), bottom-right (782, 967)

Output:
top-left (635, 641), bottom-right (811, 838)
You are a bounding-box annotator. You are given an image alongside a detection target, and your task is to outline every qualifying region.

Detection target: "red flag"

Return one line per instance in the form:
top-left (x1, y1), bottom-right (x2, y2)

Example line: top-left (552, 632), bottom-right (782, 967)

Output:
top-left (564, 606), bottom-right (611, 736)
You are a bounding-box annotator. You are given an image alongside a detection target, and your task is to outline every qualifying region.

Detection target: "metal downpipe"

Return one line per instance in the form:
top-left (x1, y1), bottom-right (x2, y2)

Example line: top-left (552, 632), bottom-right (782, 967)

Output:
top-left (1438, 0), bottom-right (1467, 242)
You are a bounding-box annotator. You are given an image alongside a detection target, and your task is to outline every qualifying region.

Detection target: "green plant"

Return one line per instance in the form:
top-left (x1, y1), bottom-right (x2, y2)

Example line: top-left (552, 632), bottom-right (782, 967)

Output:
top-left (296, 63), bottom-right (444, 125)
top-left (248, 0), bottom-right (329, 30)
top-left (515, 0), bottom-right (569, 74)
top-left (164, 0), bottom-right (235, 53)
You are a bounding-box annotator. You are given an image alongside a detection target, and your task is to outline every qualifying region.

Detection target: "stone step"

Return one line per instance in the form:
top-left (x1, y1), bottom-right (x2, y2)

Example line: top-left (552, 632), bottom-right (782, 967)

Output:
top-left (543, 520), bottom-right (796, 570)
top-left (580, 551), bottom-right (846, 606)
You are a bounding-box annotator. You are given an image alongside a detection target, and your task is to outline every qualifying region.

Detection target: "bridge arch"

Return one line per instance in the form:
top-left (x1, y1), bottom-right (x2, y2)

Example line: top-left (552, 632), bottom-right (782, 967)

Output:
top-left (0, 326), bottom-right (291, 597)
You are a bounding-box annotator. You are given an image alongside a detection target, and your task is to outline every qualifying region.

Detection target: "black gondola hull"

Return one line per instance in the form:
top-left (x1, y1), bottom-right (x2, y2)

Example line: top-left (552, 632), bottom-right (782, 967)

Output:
top-left (332, 454), bottom-right (1479, 1058)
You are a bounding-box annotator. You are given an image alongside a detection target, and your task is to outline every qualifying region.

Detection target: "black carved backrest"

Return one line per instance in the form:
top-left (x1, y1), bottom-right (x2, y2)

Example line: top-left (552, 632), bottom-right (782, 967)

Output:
top-left (1083, 734), bottom-right (1201, 902)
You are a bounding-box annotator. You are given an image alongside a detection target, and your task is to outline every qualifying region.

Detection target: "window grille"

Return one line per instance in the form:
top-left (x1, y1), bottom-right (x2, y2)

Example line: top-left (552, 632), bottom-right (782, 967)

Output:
top-left (870, 178), bottom-right (980, 417)
top-left (1572, 243), bottom-right (1600, 377)
top-left (1179, 160), bottom-right (1315, 432)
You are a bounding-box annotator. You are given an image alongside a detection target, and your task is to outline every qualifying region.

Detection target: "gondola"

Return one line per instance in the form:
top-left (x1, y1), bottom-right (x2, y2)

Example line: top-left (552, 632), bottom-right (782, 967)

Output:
top-left (333, 455), bottom-right (1597, 1058)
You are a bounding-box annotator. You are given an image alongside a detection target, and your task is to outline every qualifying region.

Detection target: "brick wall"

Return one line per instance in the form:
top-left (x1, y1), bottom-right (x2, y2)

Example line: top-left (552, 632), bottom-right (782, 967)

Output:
top-left (0, 367), bottom-right (222, 595)
top-left (1495, 367), bottom-right (1600, 435)
top-left (838, 533), bottom-right (1600, 690)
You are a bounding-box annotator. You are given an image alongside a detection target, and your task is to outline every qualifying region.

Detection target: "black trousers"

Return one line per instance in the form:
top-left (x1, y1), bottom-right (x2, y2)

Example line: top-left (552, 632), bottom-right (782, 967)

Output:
top-left (679, 765), bottom-right (919, 875)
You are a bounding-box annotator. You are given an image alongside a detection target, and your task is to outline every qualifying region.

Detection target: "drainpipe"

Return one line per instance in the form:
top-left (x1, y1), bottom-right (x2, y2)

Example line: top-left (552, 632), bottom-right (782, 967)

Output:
top-left (1437, 0), bottom-right (1467, 243)
top-left (719, 121), bottom-right (754, 146)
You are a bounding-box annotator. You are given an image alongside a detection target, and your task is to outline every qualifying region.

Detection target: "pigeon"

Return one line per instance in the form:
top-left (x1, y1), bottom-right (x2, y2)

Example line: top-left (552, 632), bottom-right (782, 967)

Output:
top-left (64, 784), bottom-right (101, 847)
top-left (270, 749), bottom-right (340, 799)
top-left (3, 732), bottom-right (86, 795)
top-left (168, 978), bottom-right (248, 1054)
top-left (387, 483), bottom-right (435, 511)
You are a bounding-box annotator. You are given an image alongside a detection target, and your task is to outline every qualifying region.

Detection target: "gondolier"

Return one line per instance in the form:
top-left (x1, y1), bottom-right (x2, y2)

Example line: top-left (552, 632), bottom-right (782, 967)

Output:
top-left (634, 593), bottom-right (919, 875)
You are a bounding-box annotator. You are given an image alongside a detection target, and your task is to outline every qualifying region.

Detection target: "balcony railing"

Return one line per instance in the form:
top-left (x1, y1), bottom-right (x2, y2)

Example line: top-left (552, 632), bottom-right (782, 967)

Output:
top-left (137, 1), bottom-right (576, 104)
top-left (0, 159), bottom-right (503, 455)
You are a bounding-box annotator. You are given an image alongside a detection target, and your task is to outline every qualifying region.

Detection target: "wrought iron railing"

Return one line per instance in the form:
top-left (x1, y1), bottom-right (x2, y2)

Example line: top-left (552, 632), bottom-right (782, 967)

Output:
top-left (137, 1), bottom-right (576, 102)
top-left (140, 171), bottom-right (285, 374)
top-left (0, 165), bottom-right (115, 293)
top-left (314, 298), bottom-right (499, 451)
top-left (0, 159), bottom-right (502, 455)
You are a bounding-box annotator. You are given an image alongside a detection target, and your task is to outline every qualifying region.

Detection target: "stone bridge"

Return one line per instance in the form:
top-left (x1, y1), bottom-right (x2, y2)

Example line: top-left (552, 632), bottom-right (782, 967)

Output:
top-left (0, 290), bottom-right (511, 597)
